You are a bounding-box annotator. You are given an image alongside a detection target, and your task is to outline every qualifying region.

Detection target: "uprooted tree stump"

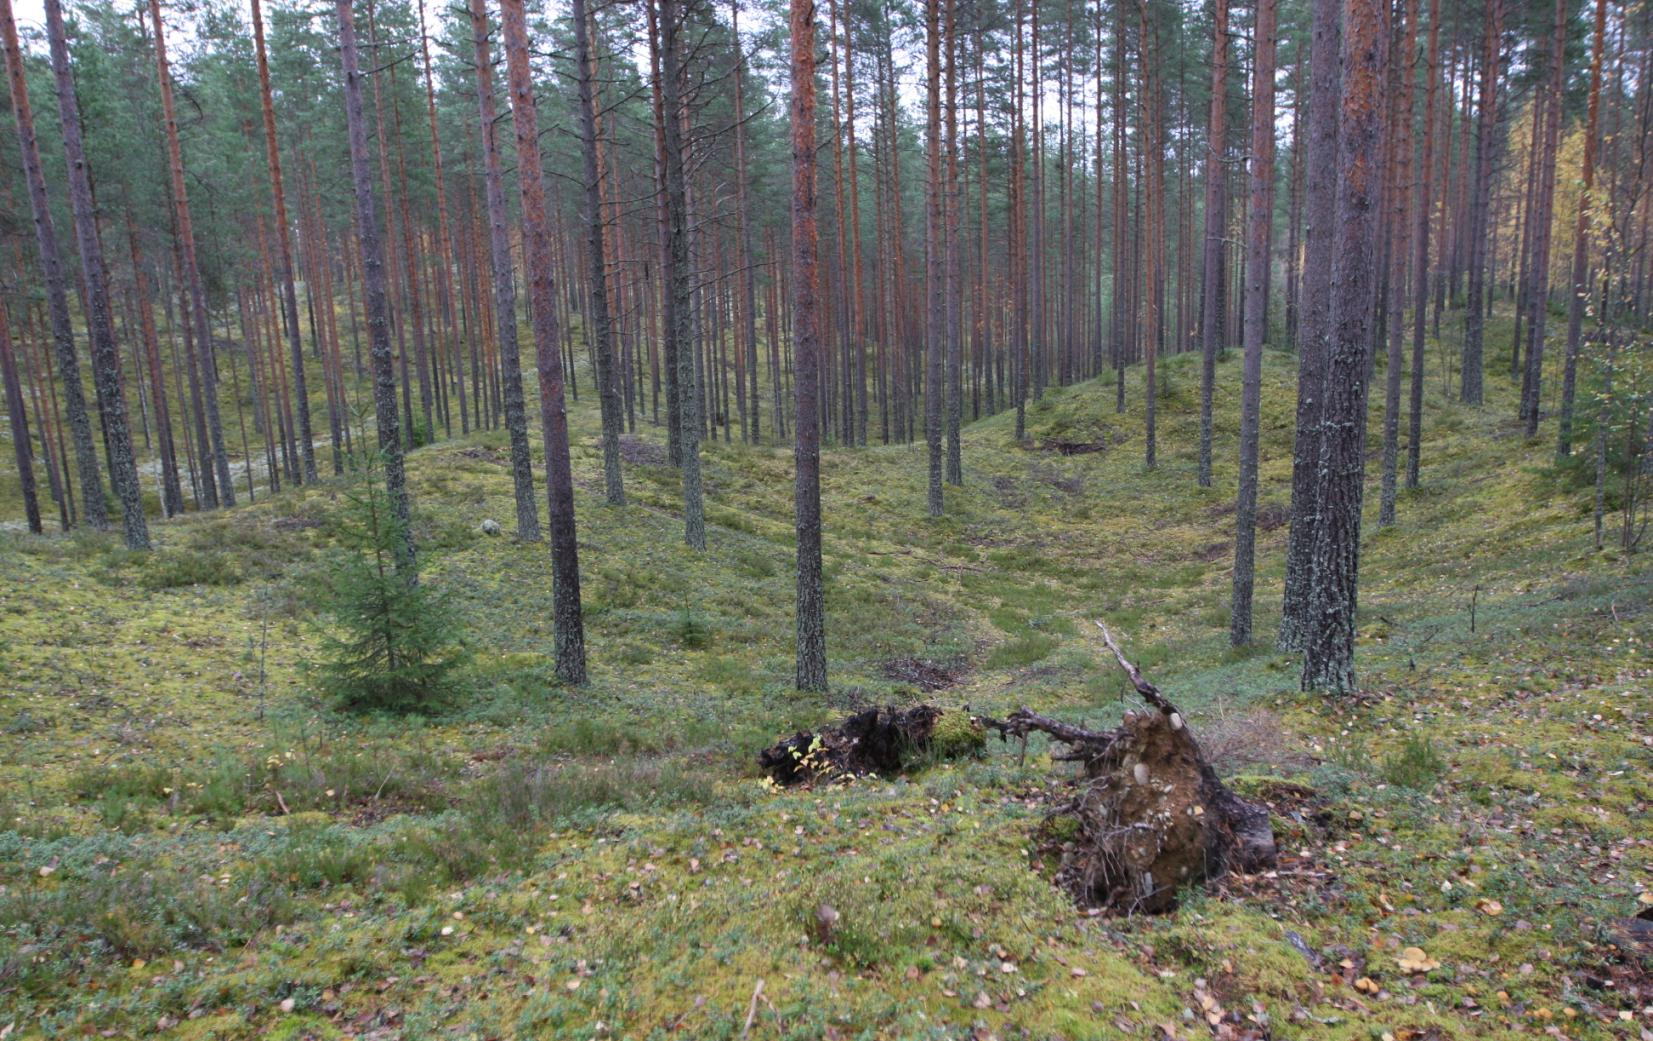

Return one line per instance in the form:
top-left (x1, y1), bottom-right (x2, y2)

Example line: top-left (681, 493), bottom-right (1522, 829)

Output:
top-left (984, 622), bottom-right (1277, 912)
top-left (756, 621), bottom-right (1276, 915)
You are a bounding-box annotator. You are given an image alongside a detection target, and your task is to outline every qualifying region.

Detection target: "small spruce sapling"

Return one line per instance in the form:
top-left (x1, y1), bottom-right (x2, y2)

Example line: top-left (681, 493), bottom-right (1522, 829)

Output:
top-left (315, 441), bottom-right (465, 713)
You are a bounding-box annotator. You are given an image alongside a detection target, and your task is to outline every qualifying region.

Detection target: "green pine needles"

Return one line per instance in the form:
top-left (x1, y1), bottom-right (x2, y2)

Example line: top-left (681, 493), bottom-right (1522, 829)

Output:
top-left (314, 445), bottom-right (465, 714)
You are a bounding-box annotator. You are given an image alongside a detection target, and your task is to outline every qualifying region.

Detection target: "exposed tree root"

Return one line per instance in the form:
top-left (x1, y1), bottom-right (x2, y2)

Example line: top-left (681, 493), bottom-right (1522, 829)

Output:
top-left (757, 622), bottom-right (1277, 914)
top-left (758, 705), bottom-right (984, 786)
top-left (984, 622), bottom-right (1277, 912)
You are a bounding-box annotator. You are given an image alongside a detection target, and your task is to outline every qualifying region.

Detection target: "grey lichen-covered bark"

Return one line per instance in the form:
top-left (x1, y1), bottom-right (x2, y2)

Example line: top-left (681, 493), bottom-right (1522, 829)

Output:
top-left (1197, 0), bottom-right (1228, 491)
top-left (1279, 0), bottom-right (1339, 653)
top-left (572, 0), bottom-right (624, 507)
top-left (44, 0), bottom-right (148, 549)
top-left (466, 0), bottom-right (539, 542)
top-left (1231, 0), bottom-right (1274, 647)
top-left (1302, 0), bottom-right (1387, 695)
top-left (2, 0), bottom-right (107, 530)
top-left (337, 0), bottom-right (415, 573)
top-left (500, 0), bottom-right (587, 683)
top-left (789, 0), bottom-right (826, 693)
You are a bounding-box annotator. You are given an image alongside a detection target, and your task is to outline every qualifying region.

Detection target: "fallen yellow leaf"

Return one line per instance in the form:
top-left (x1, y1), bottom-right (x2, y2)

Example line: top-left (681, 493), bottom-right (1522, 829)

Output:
top-left (1476, 898), bottom-right (1503, 916)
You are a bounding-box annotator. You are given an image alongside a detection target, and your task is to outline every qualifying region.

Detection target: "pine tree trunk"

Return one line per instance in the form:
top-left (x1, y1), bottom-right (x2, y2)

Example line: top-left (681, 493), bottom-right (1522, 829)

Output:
top-left (1302, 0), bottom-right (1387, 694)
top-left (944, 0), bottom-right (963, 486)
top-left (499, 0), bottom-right (588, 683)
top-left (1558, 0), bottom-right (1607, 460)
top-left (1231, 0), bottom-right (1275, 646)
top-left (732, 0), bottom-right (760, 445)
top-left (1520, 0), bottom-right (1567, 438)
top-left (1011, 0), bottom-right (1028, 440)
top-left (656, 0), bottom-right (706, 548)
top-left (843, 0), bottom-right (867, 446)
top-left (152, 0), bottom-right (234, 507)
top-left (1198, 0), bottom-right (1229, 489)
top-left (1279, 0), bottom-right (1340, 652)
top-left (1510, 105), bottom-right (1542, 379)
top-left (924, 0), bottom-right (945, 517)
top-left (1379, 0), bottom-right (1416, 528)
top-left (2, 0), bottom-right (109, 529)
top-left (127, 223), bottom-right (184, 516)
top-left (336, 0), bottom-right (414, 572)
top-left (467, 0), bottom-right (539, 541)
top-left (416, 0), bottom-right (465, 439)
top-left (251, 0), bottom-right (316, 484)
top-left (44, 0), bottom-right (148, 548)
top-left (0, 301), bottom-right (41, 534)
top-left (572, 0), bottom-right (625, 506)
top-left (1407, 0), bottom-right (1440, 489)
top-left (24, 304), bottom-right (73, 529)
top-left (1112, 19), bottom-right (1126, 414)
top-left (1138, 0), bottom-right (1161, 470)
top-left (790, 0), bottom-right (827, 692)
top-left (1460, 0), bottom-right (1504, 406)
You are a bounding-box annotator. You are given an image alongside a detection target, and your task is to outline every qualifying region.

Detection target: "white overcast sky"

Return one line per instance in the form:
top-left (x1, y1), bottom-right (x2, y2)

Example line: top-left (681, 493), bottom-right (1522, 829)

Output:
top-left (7, 0), bottom-right (1285, 158)
top-left (11, 0), bottom-right (49, 32)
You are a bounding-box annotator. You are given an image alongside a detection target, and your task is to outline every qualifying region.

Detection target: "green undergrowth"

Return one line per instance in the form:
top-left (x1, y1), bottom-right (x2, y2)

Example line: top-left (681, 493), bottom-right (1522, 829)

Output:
top-left (0, 310), bottom-right (1649, 1039)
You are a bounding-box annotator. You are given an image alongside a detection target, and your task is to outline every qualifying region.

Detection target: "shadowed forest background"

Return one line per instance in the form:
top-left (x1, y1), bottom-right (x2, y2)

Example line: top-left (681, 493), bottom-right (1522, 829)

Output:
top-left (0, 0), bottom-right (1651, 1035)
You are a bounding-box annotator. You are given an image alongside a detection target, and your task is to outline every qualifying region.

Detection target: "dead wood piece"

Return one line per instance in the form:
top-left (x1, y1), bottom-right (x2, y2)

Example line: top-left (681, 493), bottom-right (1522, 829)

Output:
top-left (1608, 907), bottom-right (1653, 964)
top-left (981, 706), bottom-right (1121, 754)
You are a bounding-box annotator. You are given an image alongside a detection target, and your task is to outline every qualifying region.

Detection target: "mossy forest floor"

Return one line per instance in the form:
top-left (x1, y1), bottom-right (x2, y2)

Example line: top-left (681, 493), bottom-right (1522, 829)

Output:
top-left (1, 319), bottom-right (1650, 1040)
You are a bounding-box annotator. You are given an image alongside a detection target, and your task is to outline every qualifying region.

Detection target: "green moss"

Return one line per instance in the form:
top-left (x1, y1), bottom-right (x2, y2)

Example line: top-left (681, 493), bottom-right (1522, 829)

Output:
top-left (929, 710), bottom-right (987, 757)
top-left (0, 310), bottom-right (1647, 1038)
